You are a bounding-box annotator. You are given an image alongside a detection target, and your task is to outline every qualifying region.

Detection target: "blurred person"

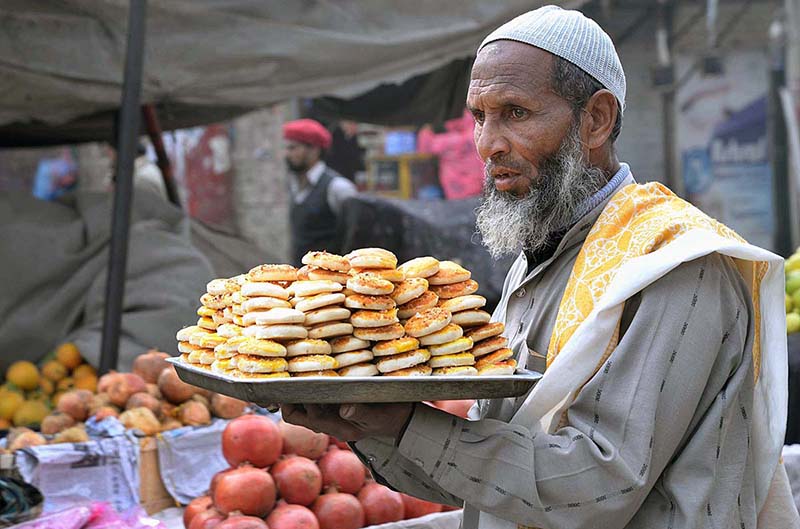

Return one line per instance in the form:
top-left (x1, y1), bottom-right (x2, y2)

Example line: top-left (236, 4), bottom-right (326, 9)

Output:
top-left (284, 118), bottom-right (357, 265)
top-left (325, 119), bottom-right (365, 183)
top-left (106, 142), bottom-right (168, 201)
top-left (32, 148), bottom-right (77, 201)
top-left (281, 6), bottom-right (795, 529)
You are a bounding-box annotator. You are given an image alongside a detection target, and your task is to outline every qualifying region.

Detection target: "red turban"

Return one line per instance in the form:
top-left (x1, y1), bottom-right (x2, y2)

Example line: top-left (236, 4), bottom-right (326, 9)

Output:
top-left (283, 119), bottom-right (332, 150)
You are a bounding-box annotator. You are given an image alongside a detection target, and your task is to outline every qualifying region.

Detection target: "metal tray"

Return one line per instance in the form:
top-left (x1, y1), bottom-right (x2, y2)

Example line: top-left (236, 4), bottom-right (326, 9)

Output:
top-left (168, 358), bottom-right (541, 405)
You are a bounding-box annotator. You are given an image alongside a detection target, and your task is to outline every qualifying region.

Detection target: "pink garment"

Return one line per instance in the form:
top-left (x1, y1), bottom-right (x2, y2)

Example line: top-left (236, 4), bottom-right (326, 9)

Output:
top-left (417, 110), bottom-right (484, 199)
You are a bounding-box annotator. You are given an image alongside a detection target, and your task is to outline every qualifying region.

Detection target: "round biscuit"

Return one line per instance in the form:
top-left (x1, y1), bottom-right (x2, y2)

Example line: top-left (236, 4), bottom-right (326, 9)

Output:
top-left (206, 278), bottom-right (233, 296)
top-left (176, 325), bottom-right (206, 342)
top-left (308, 322), bottom-right (354, 339)
top-left (451, 309), bottom-right (491, 327)
top-left (285, 338), bottom-right (332, 357)
top-left (470, 335), bottom-right (509, 357)
top-left (303, 307), bottom-right (351, 326)
top-left (292, 370), bottom-right (340, 377)
top-left (397, 256), bottom-right (440, 279)
top-left (211, 358), bottom-right (236, 374)
top-left (287, 354), bottom-right (339, 372)
top-left (194, 349), bottom-right (218, 365)
top-left (477, 359), bottom-right (517, 376)
top-left (391, 278), bottom-right (429, 306)
top-left (345, 248), bottom-right (397, 261)
top-left (432, 366), bottom-right (478, 376)
top-left (353, 323), bottom-right (405, 341)
top-left (215, 336), bottom-right (249, 358)
top-left (376, 349), bottom-right (431, 373)
top-left (429, 279), bottom-right (479, 299)
top-left (197, 316), bottom-right (218, 331)
top-left (440, 295), bottom-right (487, 313)
top-left (200, 292), bottom-right (229, 309)
top-left (348, 253), bottom-right (397, 269)
top-left (192, 332), bottom-right (227, 349)
top-left (475, 348), bottom-right (514, 369)
top-left (247, 264), bottom-right (298, 282)
top-left (216, 323), bottom-right (243, 338)
top-left (179, 353), bottom-right (191, 363)
top-left (212, 310), bottom-right (232, 326)
top-left (231, 291), bottom-right (244, 304)
top-left (196, 305), bottom-right (216, 318)
top-left (418, 323), bottom-right (464, 346)
top-left (428, 352), bottom-right (475, 368)
top-left (349, 267), bottom-right (405, 283)
top-left (383, 365), bottom-right (433, 377)
top-left (237, 338), bottom-right (288, 357)
top-left (244, 324), bottom-right (308, 341)
top-left (345, 294), bottom-right (395, 311)
top-left (347, 273), bottom-right (394, 296)
top-left (253, 307), bottom-right (306, 325)
top-left (235, 355), bottom-right (289, 374)
top-left (465, 322), bottom-right (505, 343)
top-left (372, 336), bottom-right (420, 357)
top-left (427, 261), bottom-right (471, 285)
top-left (241, 281), bottom-right (290, 299)
top-left (242, 296), bottom-right (293, 312)
top-left (329, 335), bottom-right (370, 353)
top-left (289, 280), bottom-right (343, 298)
top-left (397, 290), bottom-right (439, 319)
top-left (293, 293), bottom-right (346, 312)
top-left (350, 308), bottom-right (399, 328)
top-left (308, 267), bottom-right (350, 284)
top-left (232, 304), bottom-right (246, 316)
top-left (297, 265), bottom-right (312, 280)
top-left (338, 363), bottom-right (379, 377)
top-left (334, 349), bottom-right (374, 368)
top-left (404, 307), bottom-right (452, 337)
top-left (302, 251), bottom-right (351, 272)
top-left (429, 337), bottom-right (474, 356)
top-left (232, 370), bottom-right (291, 379)
top-left (177, 341), bottom-right (199, 354)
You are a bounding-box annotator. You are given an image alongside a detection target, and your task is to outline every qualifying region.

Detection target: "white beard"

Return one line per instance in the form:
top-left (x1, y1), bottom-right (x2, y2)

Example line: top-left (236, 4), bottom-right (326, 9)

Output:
top-left (475, 125), bottom-right (607, 259)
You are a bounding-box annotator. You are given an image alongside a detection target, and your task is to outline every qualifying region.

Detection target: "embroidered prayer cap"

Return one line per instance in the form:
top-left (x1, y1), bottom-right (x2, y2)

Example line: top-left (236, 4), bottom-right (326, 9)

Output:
top-left (479, 5), bottom-right (626, 112)
top-left (283, 119), bottom-right (332, 150)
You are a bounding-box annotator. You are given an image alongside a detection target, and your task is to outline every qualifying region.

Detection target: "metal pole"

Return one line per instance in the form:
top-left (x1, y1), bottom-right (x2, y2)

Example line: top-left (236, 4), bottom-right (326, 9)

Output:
top-left (142, 104), bottom-right (181, 207)
top-left (99, 0), bottom-right (147, 374)
top-left (769, 18), bottom-right (792, 256)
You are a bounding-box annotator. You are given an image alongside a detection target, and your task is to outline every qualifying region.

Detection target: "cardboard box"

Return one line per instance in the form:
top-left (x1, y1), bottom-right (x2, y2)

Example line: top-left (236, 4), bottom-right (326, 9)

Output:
top-left (139, 436), bottom-right (176, 515)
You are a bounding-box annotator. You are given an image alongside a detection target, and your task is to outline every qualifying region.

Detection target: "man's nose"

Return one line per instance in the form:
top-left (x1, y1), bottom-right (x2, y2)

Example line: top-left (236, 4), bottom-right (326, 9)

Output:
top-left (475, 118), bottom-right (510, 161)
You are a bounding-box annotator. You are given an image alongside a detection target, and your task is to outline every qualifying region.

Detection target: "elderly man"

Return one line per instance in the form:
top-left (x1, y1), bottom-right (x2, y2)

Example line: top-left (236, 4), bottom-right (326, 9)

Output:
top-left (284, 118), bottom-right (357, 265)
top-left (282, 7), bottom-right (795, 528)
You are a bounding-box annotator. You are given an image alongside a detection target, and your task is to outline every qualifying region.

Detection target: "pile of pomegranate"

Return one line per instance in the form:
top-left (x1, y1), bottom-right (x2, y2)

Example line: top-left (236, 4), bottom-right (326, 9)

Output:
top-left (184, 414), bottom-right (460, 529)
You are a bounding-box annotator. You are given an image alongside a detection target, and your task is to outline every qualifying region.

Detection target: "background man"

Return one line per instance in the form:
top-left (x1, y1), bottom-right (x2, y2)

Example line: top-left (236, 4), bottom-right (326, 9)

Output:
top-left (284, 118), bottom-right (357, 265)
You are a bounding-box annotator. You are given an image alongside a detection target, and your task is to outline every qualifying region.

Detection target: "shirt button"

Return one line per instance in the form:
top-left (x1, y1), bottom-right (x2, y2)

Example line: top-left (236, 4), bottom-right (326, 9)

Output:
top-left (367, 455), bottom-right (377, 463)
top-left (515, 287), bottom-right (526, 298)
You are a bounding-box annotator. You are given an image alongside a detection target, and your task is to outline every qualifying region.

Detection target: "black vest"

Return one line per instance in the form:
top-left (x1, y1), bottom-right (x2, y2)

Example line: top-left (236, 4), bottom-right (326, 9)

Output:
top-left (290, 168), bottom-right (341, 265)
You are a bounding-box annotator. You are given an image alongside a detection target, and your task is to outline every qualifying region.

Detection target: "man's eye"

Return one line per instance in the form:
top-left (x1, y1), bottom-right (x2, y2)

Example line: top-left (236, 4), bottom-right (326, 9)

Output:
top-left (510, 107), bottom-right (528, 119)
top-left (470, 110), bottom-right (485, 124)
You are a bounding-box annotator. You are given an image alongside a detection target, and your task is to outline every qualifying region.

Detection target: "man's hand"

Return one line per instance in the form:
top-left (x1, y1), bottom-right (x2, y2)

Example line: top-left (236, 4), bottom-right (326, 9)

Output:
top-left (281, 403), bottom-right (414, 442)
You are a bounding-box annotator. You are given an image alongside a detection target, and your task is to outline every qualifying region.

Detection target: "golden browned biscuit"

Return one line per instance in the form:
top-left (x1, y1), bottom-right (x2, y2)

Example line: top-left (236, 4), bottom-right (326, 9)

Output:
top-left (191, 332), bottom-right (227, 349)
top-left (302, 251), bottom-right (351, 272)
top-left (429, 279), bottom-right (480, 299)
top-left (440, 295), bottom-right (487, 313)
top-left (376, 349), bottom-right (431, 373)
top-left (235, 355), bottom-right (289, 374)
top-left (451, 309), bottom-right (491, 327)
top-left (383, 365), bottom-right (433, 377)
top-left (292, 370), bottom-right (339, 377)
top-left (197, 317), bottom-right (218, 331)
top-left (243, 324), bottom-right (308, 341)
top-left (353, 323), bottom-right (405, 341)
top-left (252, 308), bottom-right (306, 325)
top-left (308, 267), bottom-right (351, 284)
top-left (404, 307), bottom-right (452, 337)
top-left (178, 352), bottom-right (191, 363)
top-left (391, 278), bottom-right (429, 306)
top-left (231, 291), bottom-right (245, 304)
top-left (475, 348), bottom-right (514, 369)
top-left (477, 359), bottom-right (517, 376)
top-left (333, 349), bottom-right (374, 368)
top-left (176, 325), bottom-right (208, 342)
top-left (470, 335), bottom-right (509, 357)
top-left (200, 292), bottom-right (231, 310)
top-left (231, 370), bottom-right (291, 379)
top-left (303, 307), bottom-right (351, 326)
top-left (427, 261), bottom-right (471, 285)
top-left (189, 348), bottom-right (218, 365)
top-left (212, 310), bottom-right (232, 326)
top-left (196, 305), bottom-right (216, 318)
top-left (237, 338), bottom-right (287, 357)
top-left (289, 280), bottom-right (343, 298)
top-left (211, 358), bottom-right (236, 374)
top-left (285, 338), bottom-right (332, 357)
top-left (247, 264), bottom-right (298, 282)
top-left (338, 363), bottom-right (379, 377)
top-left (348, 253), bottom-right (397, 269)
top-left (345, 247), bottom-right (397, 261)
top-left (307, 322), bottom-right (354, 340)
top-left (429, 337), bottom-right (473, 356)
top-left (241, 281), bottom-right (291, 300)
top-left (397, 256), bottom-right (440, 279)
top-left (206, 278), bottom-right (238, 296)
top-left (347, 273), bottom-right (394, 296)
top-left (297, 265), bottom-right (312, 280)
top-left (428, 352), bottom-right (475, 368)
top-left (216, 323), bottom-right (243, 338)
top-left (345, 294), bottom-right (396, 311)
top-left (215, 336), bottom-right (249, 358)
top-left (464, 322), bottom-right (505, 343)
top-left (287, 354), bottom-right (339, 372)
top-left (293, 293), bottom-right (347, 312)
top-left (432, 366), bottom-right (478, 376)
top-left (350, 308), bottom-right (399, 328)
top-left (397, 290), bottom-right (439, 320)
top-left (329, 335), bottom-right (371, 353)
top-left (349, 267), bottom-right (405, 283)
top-left (418, 323), bottom-right (463, 346)
top-left (372, 336), bottom-right (420, 357)
top-left (177, 341), bottom-right (201, 354)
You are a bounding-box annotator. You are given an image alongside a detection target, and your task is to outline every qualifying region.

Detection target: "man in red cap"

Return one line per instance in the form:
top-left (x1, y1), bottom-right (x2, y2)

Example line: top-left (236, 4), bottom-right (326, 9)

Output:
top-left (283, 118), bottom-right (357, 264)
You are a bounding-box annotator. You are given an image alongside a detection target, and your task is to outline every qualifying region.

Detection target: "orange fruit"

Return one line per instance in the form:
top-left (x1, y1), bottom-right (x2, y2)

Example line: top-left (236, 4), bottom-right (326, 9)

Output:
top-left (42, 360), bottom-right (67, 382)
top-left (39, 378), bottom-right (54, 396)
top-left (0, 391), bottom-right (24, 420)
top-left (74, 374), bottom-right (97, 392)
top-left (72, 364), bottom-right (97, 380)
top-left (55, 343), bottom-right (83, 370)
top-left (56, 377), bottom-right (75, 392)
top-left (12, 400), bottom-right (49, 427)
top-left (6, 361), bottom-right (40, 391)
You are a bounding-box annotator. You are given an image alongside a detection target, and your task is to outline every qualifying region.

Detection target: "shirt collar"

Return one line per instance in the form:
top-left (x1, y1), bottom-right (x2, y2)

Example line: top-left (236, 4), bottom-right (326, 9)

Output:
top-left (306, 161), bottom-right (326, 185)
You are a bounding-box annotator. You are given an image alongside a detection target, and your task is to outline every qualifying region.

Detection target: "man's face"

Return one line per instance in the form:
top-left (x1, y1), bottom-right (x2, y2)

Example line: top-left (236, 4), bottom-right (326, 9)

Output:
top-left (285, 141), bottom-right (318, 173)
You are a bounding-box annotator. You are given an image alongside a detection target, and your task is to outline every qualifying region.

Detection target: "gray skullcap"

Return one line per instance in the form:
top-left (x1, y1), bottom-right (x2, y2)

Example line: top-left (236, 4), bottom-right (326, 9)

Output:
top-left (479, 5), bottom-right (626, 112)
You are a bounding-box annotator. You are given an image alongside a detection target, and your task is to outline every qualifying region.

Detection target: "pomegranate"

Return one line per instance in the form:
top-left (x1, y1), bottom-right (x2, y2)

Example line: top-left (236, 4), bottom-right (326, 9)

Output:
top-left (279, 420), bottom-right (329, 459)
top-left (125, 392), bottom-right (161, 417)
top-left (133, 350), bottom-right (170, 383)
top-left (271, 456), bottom-right (322, 506)
top-left (56, 389), bottom-right (93, 421)
top-left (401, 493), bottom-right (442, 519)
top-left (318, 449), bottom-right (366, 494)
top-left (158, 367), bottom-right (197, 404)
top-left (358, 483), bottom-right (404, 525)
top-left (209, 467), bottom-right (235, 498)
top-left (222, 415), bottom-right (282, 468)
top-left (266, 504), bottom-right (319, 529)
top-left (211, 393), bottom-right (248, 419)
top-left (40, 412), bottom-right (76, 435)
top-left (213, 466), bottom-right (276, 517)
top-left (313, 492), bottom-right (364, 529)
top-left (178, 400), bottom-right (212, 426)
top-left (189, 508), bottom-right (225, 529)
top-left (184, 496), bottom-right (213, 528)
top-left (119, 407), bottom-right (161, 435)
top-left (217, 515), bottom-right (269, 529)
top-left (102, 372), bottom-right (147, 407)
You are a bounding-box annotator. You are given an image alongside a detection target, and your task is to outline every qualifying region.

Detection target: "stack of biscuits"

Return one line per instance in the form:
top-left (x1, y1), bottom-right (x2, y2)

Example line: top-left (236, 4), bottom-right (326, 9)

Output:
top-left (372, 306), bottom-right (454, 376)
top-left (464, 322), bottom-right (516, 375)
top-left (208, 276), bottom-right (246, 375)
top-left (176, 325), bottom-right (224, 369)
top-left (396, 257), bottom-right (441, 323)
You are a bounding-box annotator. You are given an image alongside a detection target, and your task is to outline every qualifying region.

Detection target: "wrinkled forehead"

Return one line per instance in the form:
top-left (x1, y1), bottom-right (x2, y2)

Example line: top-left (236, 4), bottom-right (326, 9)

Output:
top-left (469, 41), bottom-right (555, 97)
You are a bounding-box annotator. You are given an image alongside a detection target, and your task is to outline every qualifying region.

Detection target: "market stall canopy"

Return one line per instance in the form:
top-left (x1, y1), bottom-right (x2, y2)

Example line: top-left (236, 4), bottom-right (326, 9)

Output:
top-left (0, 0), bottom-right (583, 146)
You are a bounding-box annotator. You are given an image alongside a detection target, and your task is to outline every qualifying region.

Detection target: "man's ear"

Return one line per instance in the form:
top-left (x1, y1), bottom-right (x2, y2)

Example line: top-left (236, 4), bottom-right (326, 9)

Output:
top-left (582, 89), bottom-right (618, 150)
